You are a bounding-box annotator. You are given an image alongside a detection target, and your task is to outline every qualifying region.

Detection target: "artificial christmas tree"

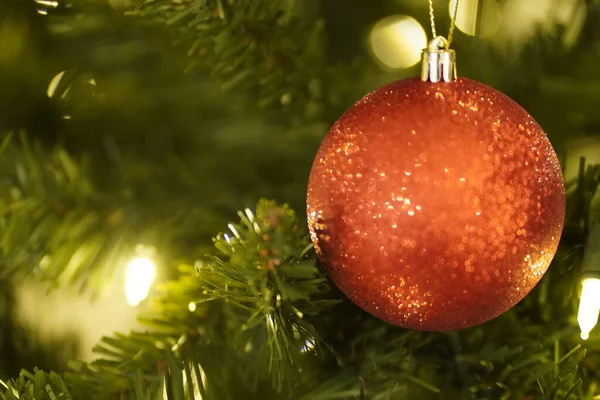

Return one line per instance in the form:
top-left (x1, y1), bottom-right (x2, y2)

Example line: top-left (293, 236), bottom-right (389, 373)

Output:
top-left (0, 0), bottom-right (599, 399)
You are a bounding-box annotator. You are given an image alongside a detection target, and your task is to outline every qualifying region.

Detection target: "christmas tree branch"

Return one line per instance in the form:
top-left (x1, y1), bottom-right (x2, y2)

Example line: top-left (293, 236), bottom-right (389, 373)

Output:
top-left (1, 200), bottom-right (339, 399)
top-left (127, 0), bottom-right (362, 123)
top-left (193, 200), bottom-right (338, 391)
top-left (0, 369), bottom-right (81, 400)
top-left (0, 132), bottom-right (132, 291)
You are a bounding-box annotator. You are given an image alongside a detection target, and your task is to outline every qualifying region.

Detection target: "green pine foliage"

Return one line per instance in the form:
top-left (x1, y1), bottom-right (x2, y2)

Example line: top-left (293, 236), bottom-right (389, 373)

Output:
top-left (0, 369), bottom-right (81, 400)
top-left (127, 0), bottom-right (366, 125)
top-left (2, 0), bottom-right (600, 398)
top-left (0, 198), bottom-right (593, 399)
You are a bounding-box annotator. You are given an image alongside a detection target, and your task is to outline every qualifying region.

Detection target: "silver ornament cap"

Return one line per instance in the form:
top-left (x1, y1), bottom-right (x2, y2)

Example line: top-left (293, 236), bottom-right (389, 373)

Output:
top-left (421, 36), bottom-right (457, 83)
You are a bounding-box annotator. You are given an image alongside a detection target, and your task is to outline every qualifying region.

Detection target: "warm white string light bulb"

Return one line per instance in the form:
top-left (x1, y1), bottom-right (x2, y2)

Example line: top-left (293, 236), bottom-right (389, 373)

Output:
top-left (577, 180), bottom-right (600, 340)
top-left (578, 277), bottom-right (600, 340)
top-left (124, 247), bottom-right (157, 307)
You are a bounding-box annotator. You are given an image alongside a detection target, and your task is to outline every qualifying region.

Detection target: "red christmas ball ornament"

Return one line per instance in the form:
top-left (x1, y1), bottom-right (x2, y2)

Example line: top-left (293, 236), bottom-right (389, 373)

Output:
top-left (307, 42), bottom-right (565, 331)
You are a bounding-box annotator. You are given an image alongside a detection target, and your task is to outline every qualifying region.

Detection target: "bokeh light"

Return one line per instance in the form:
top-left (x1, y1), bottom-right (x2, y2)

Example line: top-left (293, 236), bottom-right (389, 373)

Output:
top-left (452, 0), bottom-right (501, 37)
top-left (369, 15), bottom-right (427, 69)
top-left (499, 0), bottom-right (585, 48)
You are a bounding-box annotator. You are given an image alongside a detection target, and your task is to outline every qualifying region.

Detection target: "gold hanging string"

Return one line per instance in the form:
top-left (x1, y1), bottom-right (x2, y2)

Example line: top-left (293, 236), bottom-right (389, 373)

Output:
top-left (428, 0), bottom-right (437, 38)
top-left (447, 0), bottom-right (459, 46)
top-left (428, 0), bottom-right (460, 48)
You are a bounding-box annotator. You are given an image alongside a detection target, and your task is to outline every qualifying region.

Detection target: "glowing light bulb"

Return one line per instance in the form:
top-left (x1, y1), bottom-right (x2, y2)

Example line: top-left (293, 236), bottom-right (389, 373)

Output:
top-left (578, 277), bottom-right (600, 340)
top-left (125, 256), bottom-right (156, 307)
top-left (369, 15), bottom-right (427, 69)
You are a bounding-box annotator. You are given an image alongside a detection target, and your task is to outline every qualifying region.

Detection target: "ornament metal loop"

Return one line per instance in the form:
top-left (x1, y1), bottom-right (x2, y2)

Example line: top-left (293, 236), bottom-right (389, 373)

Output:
top-left (421, 36), bottom-right (457, 83)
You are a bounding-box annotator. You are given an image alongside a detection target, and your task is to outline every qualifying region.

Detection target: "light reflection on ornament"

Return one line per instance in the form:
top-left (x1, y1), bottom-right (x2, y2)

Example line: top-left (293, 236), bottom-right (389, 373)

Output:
top-left (35, 0), bottom-right (72, 15)
top-left (369, 15), bottom-right (427, 69)
top-left (35, 0), bottom-right (58, 14)
top-left (47, 71), bottom-right (97, 99)
top-left (47, 70), bottom-right (99, 120)
top-left (47, 71), bottom-right (67, 98)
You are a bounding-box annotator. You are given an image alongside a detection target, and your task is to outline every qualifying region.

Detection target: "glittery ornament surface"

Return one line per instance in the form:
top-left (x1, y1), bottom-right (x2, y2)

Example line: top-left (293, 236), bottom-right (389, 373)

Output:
top-left (307, 77), bottom-right (565, 331)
